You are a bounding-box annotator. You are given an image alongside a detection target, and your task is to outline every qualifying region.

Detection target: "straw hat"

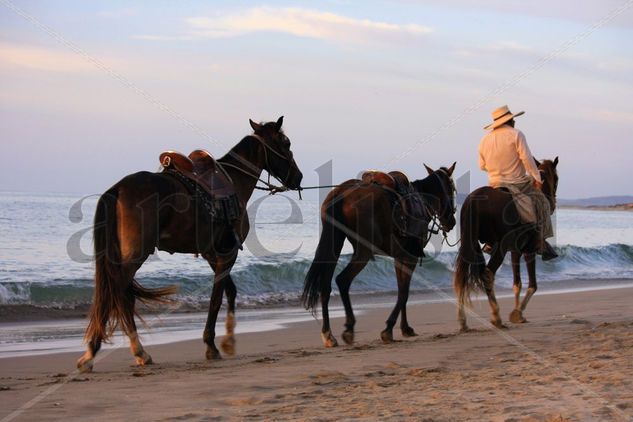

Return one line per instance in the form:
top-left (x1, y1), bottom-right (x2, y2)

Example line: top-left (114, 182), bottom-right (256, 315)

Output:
top-left (484, 105), bottom-right (524, 130)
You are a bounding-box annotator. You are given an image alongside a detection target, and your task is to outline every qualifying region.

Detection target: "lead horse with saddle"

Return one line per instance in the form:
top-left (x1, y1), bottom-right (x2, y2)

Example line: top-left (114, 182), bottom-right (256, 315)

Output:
top-left (77, 116), bottom-right (303, 372)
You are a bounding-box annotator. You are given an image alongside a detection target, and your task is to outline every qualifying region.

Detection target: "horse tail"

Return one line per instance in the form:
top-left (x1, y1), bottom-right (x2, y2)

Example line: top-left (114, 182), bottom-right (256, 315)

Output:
top-left (454, 196), bottom-right (486, 307)
top-left (301, 198), bottom-right (346, 313)
top-left (85, 187), bottom-right (176, 344)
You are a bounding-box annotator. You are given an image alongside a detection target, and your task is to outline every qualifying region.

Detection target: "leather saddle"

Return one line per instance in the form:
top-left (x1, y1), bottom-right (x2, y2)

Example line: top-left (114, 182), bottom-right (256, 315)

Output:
top-left (361, 170), bottom-right (427, 240)
top-left (160, 150), bottom-right (235, 198)
top-left (159, 150), bottom-right (240, 223)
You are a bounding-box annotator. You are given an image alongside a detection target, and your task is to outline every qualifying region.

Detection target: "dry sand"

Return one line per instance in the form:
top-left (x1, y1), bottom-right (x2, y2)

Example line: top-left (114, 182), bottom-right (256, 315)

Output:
top-left (1, 286), bottom-right (632, 421)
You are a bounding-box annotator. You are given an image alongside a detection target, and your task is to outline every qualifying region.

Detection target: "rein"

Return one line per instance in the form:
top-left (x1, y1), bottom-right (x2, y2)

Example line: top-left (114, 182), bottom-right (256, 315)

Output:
top-left (224, 135), bottom-right (344, 197)
top-left (219, 134), bottom-right (299, 196)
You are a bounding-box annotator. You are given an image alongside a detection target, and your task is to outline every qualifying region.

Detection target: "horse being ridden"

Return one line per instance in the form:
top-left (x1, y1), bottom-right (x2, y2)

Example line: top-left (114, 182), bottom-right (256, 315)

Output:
top-left (302, 163), bottom-right (457, 347)
top-left (508, 157), bottom-right (559, 323)
top-left (77, 116), bottom-right (303, 372)
top-left (453, 158), bottom-right (558, 331)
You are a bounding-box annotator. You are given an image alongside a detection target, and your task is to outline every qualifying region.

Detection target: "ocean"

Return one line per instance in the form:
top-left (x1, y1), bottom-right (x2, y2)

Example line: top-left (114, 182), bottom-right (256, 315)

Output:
top-left (1, 191), bottom-right (632, 357)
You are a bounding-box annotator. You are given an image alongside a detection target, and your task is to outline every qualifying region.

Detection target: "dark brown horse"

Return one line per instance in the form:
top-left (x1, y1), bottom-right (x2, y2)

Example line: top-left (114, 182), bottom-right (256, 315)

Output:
top-left (302, 163), bottom-right (457, 347)
top-left (453, 158), bottom-right (558, 331)
top-left (77, 117), bottom-right (303, 372)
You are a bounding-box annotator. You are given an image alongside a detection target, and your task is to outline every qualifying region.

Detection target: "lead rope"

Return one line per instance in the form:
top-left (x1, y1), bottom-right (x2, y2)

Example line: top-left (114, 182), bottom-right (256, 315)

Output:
top-left (442, 231), bottom-right (461, 247)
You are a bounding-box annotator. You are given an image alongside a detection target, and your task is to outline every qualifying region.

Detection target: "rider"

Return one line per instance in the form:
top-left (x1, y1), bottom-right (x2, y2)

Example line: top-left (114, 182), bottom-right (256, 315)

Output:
top-left (479, 105), bottom-right (558, 261)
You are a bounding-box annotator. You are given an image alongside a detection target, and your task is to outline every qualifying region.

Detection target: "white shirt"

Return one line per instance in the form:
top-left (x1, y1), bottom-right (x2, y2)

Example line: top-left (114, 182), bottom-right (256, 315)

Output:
top-left (478, 125), bottom-right (541, 186)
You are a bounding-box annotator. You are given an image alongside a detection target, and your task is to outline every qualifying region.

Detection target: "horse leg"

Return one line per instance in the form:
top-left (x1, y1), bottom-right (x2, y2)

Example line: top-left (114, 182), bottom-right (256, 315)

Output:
top-left (78, 257), bottom-right (150, 372)
top-left (123, 287), bottom-right (153, 366)
top-left (454, 277), bottom-right (468, 333)
top-left (335, 251), bottom-right (369, 345)
top-left (77, 318), bottom-right (105, 373)
top-left (220, 275), bottom-right (237, 356)
top-left (203, 257), bottom-right (232, 360)
top-left (116, 260), bottom-right (154, 366)
top-left (509, 252), bottom-right (527, 323)
top-left (484, 250), bottom-right (506, 329)
top-left (320, 271), bottom-right (338, 348)
top-left (399, 259), bottom-right (419, 338)
top-left (518, 252), bottom-right (537, 320)
top-left (381, 258), bottom-right (416, 343)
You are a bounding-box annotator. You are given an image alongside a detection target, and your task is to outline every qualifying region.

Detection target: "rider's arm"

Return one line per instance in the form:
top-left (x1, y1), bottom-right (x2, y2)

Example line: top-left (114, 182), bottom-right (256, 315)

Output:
top-left (478, 144), bottom-right (487, 171)
top-left (516, 131), bottom-right (542, 183)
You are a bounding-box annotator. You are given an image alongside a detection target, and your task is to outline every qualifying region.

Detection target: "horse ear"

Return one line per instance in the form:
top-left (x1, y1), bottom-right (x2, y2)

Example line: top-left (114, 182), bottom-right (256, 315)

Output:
top-left (275, 116), bottom-right (284, 131)
top-left (553, 156), bottom-right (559, 167)
top-left (423, 163), bottom-right (434, 175)
top-left (533, 157), bottom-right (542, 167)
top-left (249, 119), bottom-right (262, 132)
top-left (447, 161), bottom-right (456, 176)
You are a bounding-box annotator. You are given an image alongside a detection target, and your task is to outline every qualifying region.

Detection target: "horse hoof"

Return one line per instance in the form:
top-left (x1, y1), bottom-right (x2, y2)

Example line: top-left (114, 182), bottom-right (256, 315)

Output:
top-left (459, 326), bottom-right (471, 334)
top-left (321, 331), bottom-right (338, 348)
top-left (492, 320), bottom-right (507, 329)
top-left (134, 351), bottom-right (153, 366)
top-left (380, 329), bottom-right (393, 343)
top-left (206, 347), bottom-right (222, 360)
top-left (221, 336), bottom-right (236, 356)
top-left (509, 309), bottom-right (527, 324)
top-left (401, 326), bottom-right (418, 337)
top-left (341, 330), bottom-right (354, 345)
top-left (77, 356), bottom-right (94, 373)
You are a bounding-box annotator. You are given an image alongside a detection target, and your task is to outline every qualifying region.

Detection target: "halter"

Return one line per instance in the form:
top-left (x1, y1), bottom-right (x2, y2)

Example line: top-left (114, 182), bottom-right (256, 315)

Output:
top-left (421, 168), bottom-right (457, 246)
top-left (436, 168), bottom-right (457, 215)
top-left (538, 167), bottom-right (557, 213)
top-left (219, 133), bottom-right (298, 196)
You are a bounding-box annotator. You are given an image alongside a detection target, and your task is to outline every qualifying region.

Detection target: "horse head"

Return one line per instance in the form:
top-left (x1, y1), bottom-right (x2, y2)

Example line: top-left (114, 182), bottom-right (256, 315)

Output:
top-left (534, 157), bottom-right (559, 213)
top-left (249, 116), bottom-right (303, 190)
top-left (422, 162), bottom-right (457, 233)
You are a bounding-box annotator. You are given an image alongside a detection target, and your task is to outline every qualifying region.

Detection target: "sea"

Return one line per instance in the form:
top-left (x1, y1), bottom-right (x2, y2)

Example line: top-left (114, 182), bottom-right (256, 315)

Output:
top-left (1, 191), bottom-right (632, 357)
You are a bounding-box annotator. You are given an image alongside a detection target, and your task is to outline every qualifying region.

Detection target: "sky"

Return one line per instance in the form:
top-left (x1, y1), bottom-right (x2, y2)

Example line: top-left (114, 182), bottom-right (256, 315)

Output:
top-left (1, 0), bottom-right (632, 198)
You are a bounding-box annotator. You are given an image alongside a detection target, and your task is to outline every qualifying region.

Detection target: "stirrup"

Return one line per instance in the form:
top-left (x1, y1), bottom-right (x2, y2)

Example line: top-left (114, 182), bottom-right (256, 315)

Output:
top-left (540, 241), bottom-right (558, 261)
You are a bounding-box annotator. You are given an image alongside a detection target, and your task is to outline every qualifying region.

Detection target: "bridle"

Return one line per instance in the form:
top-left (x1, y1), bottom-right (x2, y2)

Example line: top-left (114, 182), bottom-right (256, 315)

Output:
top-left (539, 167), bottom-right (558, 213)
top-left (219, 133), bottom-right (299, 195)
top-left (422, 168), bottom-right (458, 246)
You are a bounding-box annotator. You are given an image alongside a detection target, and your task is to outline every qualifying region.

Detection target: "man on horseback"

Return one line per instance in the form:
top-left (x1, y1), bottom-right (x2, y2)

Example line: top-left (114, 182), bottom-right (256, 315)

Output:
top-left (479, 105), bottom-right (558, 261)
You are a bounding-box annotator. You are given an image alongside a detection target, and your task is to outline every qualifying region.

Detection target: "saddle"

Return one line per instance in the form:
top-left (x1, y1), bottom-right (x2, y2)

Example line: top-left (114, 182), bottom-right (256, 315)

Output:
top-left (159, 150), bottom-right (240, 223)
top-left (361, 170), bottom-right (427, 240)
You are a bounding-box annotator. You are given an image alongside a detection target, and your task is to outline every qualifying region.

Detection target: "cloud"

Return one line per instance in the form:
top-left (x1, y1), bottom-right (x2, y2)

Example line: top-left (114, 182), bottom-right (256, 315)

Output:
top-left (135, 7), bottom-right (432, 44)
top-left (0, 42), bottom-right (94, 73)
top-left (451, 40), bottom-right (633, 83)
top-left (391, 0), bottom-right (633, 29)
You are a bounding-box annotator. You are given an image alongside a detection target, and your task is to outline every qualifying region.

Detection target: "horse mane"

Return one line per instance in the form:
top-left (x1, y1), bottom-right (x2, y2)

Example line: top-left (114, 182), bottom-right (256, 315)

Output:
top-left (217, 136), bottom-right (260, 164)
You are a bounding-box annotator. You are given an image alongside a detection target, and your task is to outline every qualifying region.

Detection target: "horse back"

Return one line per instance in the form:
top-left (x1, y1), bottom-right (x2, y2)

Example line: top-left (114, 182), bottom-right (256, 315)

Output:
top-left (113, 171), bottom-right (236, 255)
top-left (321, 178), bottom-right (424, 257)
top-left (462, 186), bottom-right (522, 244)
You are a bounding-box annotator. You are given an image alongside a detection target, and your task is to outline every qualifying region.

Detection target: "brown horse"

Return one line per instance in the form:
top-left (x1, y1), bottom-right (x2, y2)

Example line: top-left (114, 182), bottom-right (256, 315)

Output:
top-left (302, 163), bottom-right (457, 347)
top-left (453, 157), bottom-right (558, 331)
top-left (77, 117), bottom-right (303, 372)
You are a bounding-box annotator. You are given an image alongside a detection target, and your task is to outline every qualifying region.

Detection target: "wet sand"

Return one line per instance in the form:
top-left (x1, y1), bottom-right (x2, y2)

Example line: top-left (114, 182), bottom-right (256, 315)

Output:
top-left (1, 285), bottom-right (632, 421)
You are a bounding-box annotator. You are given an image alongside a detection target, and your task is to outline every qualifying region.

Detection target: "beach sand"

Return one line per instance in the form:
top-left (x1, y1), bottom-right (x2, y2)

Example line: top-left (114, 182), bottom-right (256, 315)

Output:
top-left (1, 285), bottom-right (632, 421)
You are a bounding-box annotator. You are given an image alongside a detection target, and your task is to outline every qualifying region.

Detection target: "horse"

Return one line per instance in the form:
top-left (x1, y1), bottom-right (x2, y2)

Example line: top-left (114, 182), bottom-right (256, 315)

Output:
top-left (453, 157), bottom-right (559, 332)
top-left (301, 163), bottom-right (457, 347)
top-left (77, 116), bottom-right (303, 372)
